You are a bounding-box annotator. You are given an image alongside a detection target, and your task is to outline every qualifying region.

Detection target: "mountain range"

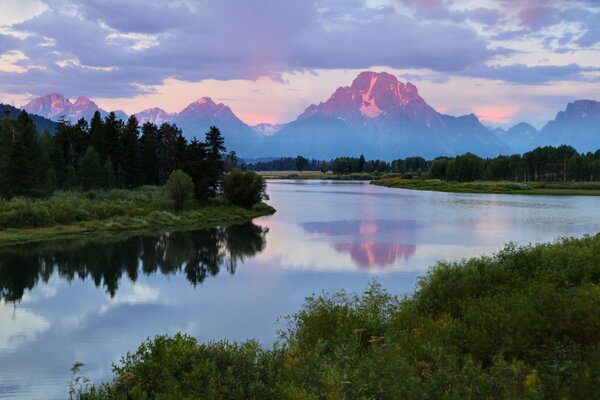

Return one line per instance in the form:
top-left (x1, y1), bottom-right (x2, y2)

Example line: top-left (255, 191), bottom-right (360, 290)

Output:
top-left (12, 71), bottom-right (600, 159)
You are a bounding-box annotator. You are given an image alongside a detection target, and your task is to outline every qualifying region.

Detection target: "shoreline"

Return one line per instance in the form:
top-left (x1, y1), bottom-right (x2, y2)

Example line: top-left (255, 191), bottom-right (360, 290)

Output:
top-left (258, 171), bottom-right (377, 180)
top-left (372, 178), bottom-right (600, 196)
top-left (0, 203), bottom-right (275, 247)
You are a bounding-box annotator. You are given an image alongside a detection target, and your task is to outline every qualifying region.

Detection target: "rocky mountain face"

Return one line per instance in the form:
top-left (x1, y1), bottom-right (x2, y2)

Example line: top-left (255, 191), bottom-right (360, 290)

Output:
top-left (493, 122), bottom-right (540, 153)
top-left (535, 100), bottom-right (600, 152)
top-left (252, 123), bottom-right (283, 136)
top-left (172, 97), bottom-right (262, 155)
top-left (258, 71), bottom-right (510, 159)
top-left (23, 93), bottom-right (127, 122)
top-left (134, 107), bottom-right (173, 125)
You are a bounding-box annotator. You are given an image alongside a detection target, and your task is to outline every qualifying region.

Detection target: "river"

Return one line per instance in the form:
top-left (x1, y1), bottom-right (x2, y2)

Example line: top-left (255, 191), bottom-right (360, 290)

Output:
top-left (2, 180), bottom-right (600, 399)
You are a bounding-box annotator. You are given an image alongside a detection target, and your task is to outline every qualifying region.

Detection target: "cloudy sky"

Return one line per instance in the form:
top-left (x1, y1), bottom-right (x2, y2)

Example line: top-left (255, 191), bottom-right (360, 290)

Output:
top-left (0, 0), bottom-right (599, 127)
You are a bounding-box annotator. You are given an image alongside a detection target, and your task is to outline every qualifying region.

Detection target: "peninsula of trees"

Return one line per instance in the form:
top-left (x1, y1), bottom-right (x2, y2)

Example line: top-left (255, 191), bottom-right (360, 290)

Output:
top-left (0, 110), bottom-right (272, 244)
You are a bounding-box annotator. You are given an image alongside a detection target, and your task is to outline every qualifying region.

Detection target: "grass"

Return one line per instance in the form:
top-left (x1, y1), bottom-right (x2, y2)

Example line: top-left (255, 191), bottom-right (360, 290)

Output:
top-left (258, 170), bottom-right (379, 180)
top-left (0, 187), bottom-right (275, 246)
top-left (372, 178), bottom-right (600, 196)
top-left (81, 234), bottom-right (600, 399)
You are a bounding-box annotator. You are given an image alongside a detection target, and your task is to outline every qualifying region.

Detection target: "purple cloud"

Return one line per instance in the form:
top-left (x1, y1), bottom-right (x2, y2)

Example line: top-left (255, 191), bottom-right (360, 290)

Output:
top-left (0, 0), bottom-right (598, 99)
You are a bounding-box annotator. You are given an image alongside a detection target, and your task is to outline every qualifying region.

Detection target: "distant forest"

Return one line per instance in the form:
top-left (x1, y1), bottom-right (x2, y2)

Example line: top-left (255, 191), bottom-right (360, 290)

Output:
top-left (0, 109), bottom-right (238, 199)
top-left (246, 146), bottom-right (600, 182)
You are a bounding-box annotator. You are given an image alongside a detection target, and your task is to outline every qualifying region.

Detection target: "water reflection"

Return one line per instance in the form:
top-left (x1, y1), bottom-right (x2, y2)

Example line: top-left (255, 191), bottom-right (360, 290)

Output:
top-left (0, 223), bottom-right (268, 303)
top-left (334, 243), bottom-right (416, 269)
top-left (301, 219), bottom-right (418, 269)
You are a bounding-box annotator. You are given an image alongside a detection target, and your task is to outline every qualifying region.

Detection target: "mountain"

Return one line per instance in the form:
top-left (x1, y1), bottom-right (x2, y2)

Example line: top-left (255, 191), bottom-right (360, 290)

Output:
top-left (493, 122), bottom-right (540, 153)
top-left (23, 94), bottom-right (127, 122)
top-left (252, 123), bottom-right (284, 136)
top-left (536, 100), bottom-right (600, 152)
top-left (0, 103), bottom-right (57, 133)
top-left (135, 107), bottom-right (174, 125)
top-left (172, 97), bottom-right (262, 156)
top-left (257, 71), bottom-right (511, 159)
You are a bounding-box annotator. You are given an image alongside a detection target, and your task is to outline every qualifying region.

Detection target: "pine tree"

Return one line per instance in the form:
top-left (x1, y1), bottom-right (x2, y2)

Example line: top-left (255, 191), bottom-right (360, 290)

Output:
top-left (89, 111), bottom-right (104, 152)
top-left (157, 123), bottom-right (181, 185)
top-left (122, 115), bottom-right (143, 187)
top-left (102, 112), bottom-right (123, 172)
top-left (2, 129), bottom-right (36, 197)
top-left (37, 131), bottom-right (57, 195)
top-left (182, 138), bottom-right (208, 201)
top-left (79, 147), bottom-right (103, 190)
top-left (204, 126), bottom-right (226, 197)
top-left (140, 122), bottom-right (160, 185)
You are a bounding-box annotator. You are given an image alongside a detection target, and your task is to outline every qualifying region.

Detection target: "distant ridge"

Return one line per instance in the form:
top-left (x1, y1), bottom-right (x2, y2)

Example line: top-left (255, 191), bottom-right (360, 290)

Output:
top-left (18, 73), bottom-right (600, 159)
top-left (0, 103), bottom-right (57, 133)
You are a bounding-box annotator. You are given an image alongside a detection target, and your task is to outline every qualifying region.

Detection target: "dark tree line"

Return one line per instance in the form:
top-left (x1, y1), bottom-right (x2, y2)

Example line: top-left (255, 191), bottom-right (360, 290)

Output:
top-left (248, 146), bottom-right (600, 182)
top-left (428, 146), bottom-right (600, 182)
top-left (245, 156), bottom-right (325, 171)
top-left (0, 110), bottom-right (231, 199)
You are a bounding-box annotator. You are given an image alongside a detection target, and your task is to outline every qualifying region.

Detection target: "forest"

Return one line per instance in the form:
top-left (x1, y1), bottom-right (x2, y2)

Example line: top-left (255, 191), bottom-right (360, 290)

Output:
top-left (248, 147), bottom-right (600, 182)
top-left (0, 109), bottom-right (241, 200)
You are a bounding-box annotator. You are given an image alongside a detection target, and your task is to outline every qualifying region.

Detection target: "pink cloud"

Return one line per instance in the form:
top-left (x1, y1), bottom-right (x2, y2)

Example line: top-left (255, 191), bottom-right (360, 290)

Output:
top-left (474, 106), bottom-right (519, 124)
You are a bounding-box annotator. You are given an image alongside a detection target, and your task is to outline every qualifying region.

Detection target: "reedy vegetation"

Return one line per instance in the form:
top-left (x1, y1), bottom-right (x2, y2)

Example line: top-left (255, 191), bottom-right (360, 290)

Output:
top-left (80, 234), bottom-right (600, 399)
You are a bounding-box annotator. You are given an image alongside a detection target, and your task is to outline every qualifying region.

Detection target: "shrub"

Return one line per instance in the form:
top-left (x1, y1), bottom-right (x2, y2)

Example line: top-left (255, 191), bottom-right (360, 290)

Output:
top-left (165, 170), bottom-right (195, 211)
top-left (82, 234), bottom-right (600, 399)
top-left (222, 169), bottom-right (268, 208)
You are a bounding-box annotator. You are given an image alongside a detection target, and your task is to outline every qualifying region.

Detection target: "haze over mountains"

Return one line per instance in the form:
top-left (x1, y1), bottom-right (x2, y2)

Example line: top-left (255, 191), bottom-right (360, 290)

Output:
top-left (15, 71), bottom-right (600, 159)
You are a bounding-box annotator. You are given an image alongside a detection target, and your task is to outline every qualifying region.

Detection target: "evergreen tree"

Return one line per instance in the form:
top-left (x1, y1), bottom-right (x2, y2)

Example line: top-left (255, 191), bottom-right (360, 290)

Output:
top-left (204, 126), bottom-right (226, 197)
top-left (103, 157), bottom-right (116, 189)
top-left (122, 115), bottom-right (143, 187)
top-left (358, 154), bottom-right (366, 173)
top-left (102, 112), bottom-right (123, 171)
top-left (37, 131), bottom-right (58, 195)
top-left (140, 122), bottom-right (160, 185)
top-left (157, 123), bottom-right (183, 185)
top-left (89, 111), bottom-right (104, 152)
top-left (2, 129), bottom-right (36, 197)
top-left (182, 138), bottom-right (208, 201)
top-left (295, 155), bottom-right (308, 172)
top-left (79, 147), bottom-right (103, 190)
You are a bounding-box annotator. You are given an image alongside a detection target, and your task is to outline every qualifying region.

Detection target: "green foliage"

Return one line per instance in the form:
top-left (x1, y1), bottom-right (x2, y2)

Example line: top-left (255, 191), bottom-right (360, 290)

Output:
top-left (295, 155), bottom-right (308, 172)
top-left (82, 234), bottom-right (600, 399)
top-left (222, 169), bottom-right (268, 208)
top-left (320, 161), bottom-right (328, 174)
top-left (165, 170), bottom-right (195, 211)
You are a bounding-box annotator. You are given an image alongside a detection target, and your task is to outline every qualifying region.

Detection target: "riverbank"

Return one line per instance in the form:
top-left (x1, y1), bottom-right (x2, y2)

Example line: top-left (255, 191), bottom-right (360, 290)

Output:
top-left (81, 233), bottom-right (600, 399)
top-left (372, 177), bottom-right (600, 195)
top-left (258, 170), bottom-right (378, 180)
top-left (0, 187), bottom-right (275, 246)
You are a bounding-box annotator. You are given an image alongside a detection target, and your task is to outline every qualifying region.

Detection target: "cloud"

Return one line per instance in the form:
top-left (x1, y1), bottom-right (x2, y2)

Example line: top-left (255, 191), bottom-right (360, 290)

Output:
top-left (464, 63), bottom-right (597, 84)
top-left (0, 0), bottom-right (501, 97)
top-left (0, 0), bottom-right (598, 114)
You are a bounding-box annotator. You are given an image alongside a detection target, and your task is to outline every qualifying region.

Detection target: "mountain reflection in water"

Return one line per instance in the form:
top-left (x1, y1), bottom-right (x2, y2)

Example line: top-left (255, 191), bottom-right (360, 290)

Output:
top-left (302, 219), bottom-right (417, 268)
top-left (0, 223), bottom-right (268, 303)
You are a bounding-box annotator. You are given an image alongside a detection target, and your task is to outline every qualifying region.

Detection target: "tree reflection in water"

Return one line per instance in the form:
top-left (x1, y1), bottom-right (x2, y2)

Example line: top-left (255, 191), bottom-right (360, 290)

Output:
top-left (0, 223), bottom-right (268, 302)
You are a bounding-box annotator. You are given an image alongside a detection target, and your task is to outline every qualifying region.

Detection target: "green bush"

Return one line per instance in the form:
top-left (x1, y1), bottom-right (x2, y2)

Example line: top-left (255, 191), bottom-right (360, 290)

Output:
top-left (222, 169), bottom-right (268, 208)
top-left (83, 234), bottom-right (600, 399)
top-left (165, 170), bottom-right (195, 211)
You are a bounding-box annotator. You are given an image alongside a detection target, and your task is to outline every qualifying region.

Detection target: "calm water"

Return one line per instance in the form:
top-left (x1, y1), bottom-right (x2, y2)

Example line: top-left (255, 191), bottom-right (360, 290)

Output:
top-left (2, 180), bottom-right (600, 399)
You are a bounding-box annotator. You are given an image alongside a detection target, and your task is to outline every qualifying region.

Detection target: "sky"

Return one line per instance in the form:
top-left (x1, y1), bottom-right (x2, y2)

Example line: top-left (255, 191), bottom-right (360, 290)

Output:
top-left (0, 0), bottom-right (599, 128)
